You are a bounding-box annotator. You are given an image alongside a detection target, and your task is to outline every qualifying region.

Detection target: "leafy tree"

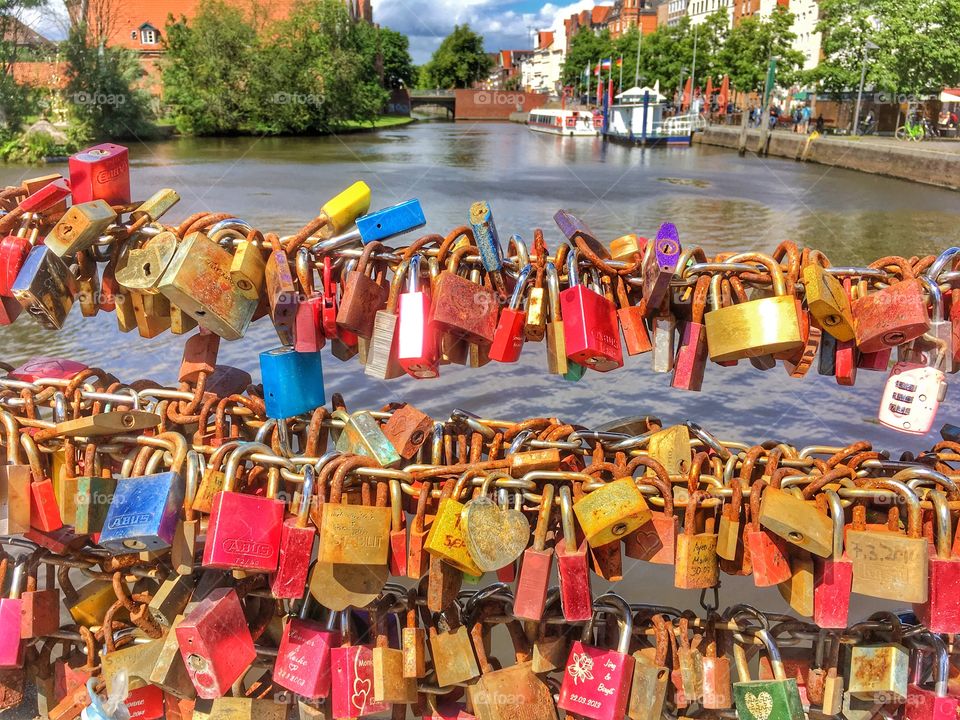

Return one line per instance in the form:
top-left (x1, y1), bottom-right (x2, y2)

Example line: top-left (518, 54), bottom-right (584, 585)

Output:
top-left (64, 23), bottom-right (154, 139)
top-left (378, 28), bottom-right (416, 89)
top-left (163, 1), bottom-right (259, 135)
top-left (719, 6), bottom-right (804, 92)
top-left (421, 24), bottom-right (491, 89)
top-left (561, 27), bottom-right (613, 88)
top-left (815, 0), bottom-right (960, 95)
top-left (0, 1), bottom-right (48, 136)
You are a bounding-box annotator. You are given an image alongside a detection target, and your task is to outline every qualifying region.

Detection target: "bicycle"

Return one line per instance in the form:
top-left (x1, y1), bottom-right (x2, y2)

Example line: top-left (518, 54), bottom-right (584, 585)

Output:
top-left (896, 117), bottom-right (926, 141)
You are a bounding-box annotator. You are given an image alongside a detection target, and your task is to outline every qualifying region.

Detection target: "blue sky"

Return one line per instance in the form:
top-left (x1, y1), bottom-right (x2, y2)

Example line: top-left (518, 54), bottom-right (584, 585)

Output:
top-left (23, 0), bottom-right (609, 64)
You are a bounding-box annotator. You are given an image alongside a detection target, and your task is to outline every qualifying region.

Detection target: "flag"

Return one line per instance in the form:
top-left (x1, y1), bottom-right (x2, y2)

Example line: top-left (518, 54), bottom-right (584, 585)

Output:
top-left (616, 57), bottom-right (623, 67)
top-left (601, 58), bottom-right (612, 69)
top-left (597, 72), bottom-right (603, 104)
top-left (583, 63), bottom-right (590, 77)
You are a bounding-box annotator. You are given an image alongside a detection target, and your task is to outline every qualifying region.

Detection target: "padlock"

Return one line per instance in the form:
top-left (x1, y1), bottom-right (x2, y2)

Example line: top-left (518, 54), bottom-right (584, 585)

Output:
top-left (397, 254), bottom-right (439, 378)
top-left (513, 483), bottom-right (554, 621)
top-left (271, 463), bottom-right (318, 599)
top-left (489, 265), bottom-right (531, 363)
top-left (19, 551), bottom-right (60, 639)
top-left (878, 345), bottom-right (947, 435)
top-left (333, 410), bottom-right (401, 468)
top-left (0, 219), bottom-right (39, 298)
top-left (203, 444), bottom-right (284, 571)
top-left (903, 633), bottom-right (959, 720)
top-left (745, 480), bottom-right (792, 587)
top-left (146, 574), bottom-right (194, 631)
top-left (19, 175), bottom-right (70, 216)
top-left (337, 241), bottom-right (388, 338)
top-left (675, 616), bottom-right (704, 703)
top-left (846, 612), bottom-right (909, 702)
top-left (131, 188), bottom-right (180, 223)
top-left (461, 474), bottom-right (531, 572)
top-left (115, 231), bottom-right (178, 295)
top-left (381, 403), bottom-right (432, 460)
top-left (330, 611), bottom-right (390, 719)
top-left (544, 261), bottom-right (571, 376)
top-left (610, 232), bottom-right (644, 261)
top-left (642, 222), bottom-right (681, 313)
top-left (293, 247), bottom-right (325, 353)
top-left (11, 245), bottom-right (77, 329)
top-left (274, 597), bottom-right (340, 699)
top-left (853, 274), bottom-right (930, 353)
top-left (812, 489), bottom-right (852, 629)
top-left (20, 433), bottom-right (63, 533)
top-left (406, 479), bottom-right (433, 580)
top-left (646, 423), bottom-right (691, 477)
top-left (916, 277), bottom-right (954, 373)
top-left (624, 471), bottom-right (677, 564)
top-left (674, 490), bottom-right (719, 589)
top-left (432, 248), bottom-right (499, 346)
top-left (423, 477), bottom-right (481, 575)
top-left (717, 479), bottom-right (745, 566)
top-left (99, 434), bottom-right (187, 554)
top-left (260, 345), bottom-right (325, 420)
top-left (574, 476), bottom-right (650, 547)
top-left (428, 606), bottom-right (480, 687)
top-left (701, 614), bottom-right (732, 709)
top-left (371, 603), bottom-right (417, 705)
top-left (627, 614), bottom-right (669, 720)
top-left (758, 473), bottom-right (832, 558)
top-left (672, 274), bottom-right (710, 390)
top-left (614, 273), bottom-right (652, 356)
top-left (802, 263), bottom-right (855, 341)
top-left (556, 484), bottom-right (592, 621)
top-left (157, 231), bottom-right (258, 340)
top-left (0, 561), bottom-right (25, 668)
top-left (47, 200), bottom-right (117, 257)
top-left (68, 143), bottom-right (130, 204)
top-left (400, 590), bottom-right (426, 679)
top-left (914, 490), bottom-right (960, 632)
top-left (58, 565), bottom-right (116, 628)
top-left (148, 615), bottom-right (197, 700)
top-left (334, 198), bottom-right (425, 245)
top-left (320, 457), bottom-right (391, 566)
top-left (560, 248), bottom-right (623, 371)
top-left (176, 588), bottom-right (256, 699)
top-left (731, 626), bottom-right (804, 720)
top-left (469, 200), bottom-right (510, 299)
top-left (846, 478), bottom-right (928, 603)
top-left (558, 593), bottom-right (636, 720)
top-left (705, 253), bottom-right (802, 361)
top-left (365, 258), bottom-right (410, 380)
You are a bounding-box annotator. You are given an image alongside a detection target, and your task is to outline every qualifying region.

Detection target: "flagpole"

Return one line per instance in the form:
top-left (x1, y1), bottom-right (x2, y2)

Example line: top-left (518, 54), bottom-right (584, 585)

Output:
top-left (634, 24), bottom-right (642, 87)
top-left (619, 56), bottom-right (623, 93)
top-left (690, 26), bottom-right (698, 111)
top-left (586, 61), bottom-right (591, 105)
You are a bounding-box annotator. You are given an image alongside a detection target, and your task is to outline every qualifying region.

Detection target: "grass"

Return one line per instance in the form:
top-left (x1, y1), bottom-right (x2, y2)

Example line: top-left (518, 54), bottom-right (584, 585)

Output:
top-left (337, 116), bottom-right (416, 131)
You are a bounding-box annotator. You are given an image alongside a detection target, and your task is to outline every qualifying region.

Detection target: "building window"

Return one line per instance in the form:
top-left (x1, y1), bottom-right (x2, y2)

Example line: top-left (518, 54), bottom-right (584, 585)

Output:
top-left (141, 27), bottom-right (158, 44)
top-left (130, 30), bottom-right (137, 39)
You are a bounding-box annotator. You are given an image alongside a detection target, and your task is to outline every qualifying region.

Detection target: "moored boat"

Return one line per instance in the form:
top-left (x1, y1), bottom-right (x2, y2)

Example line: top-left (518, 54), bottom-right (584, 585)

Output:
top-left (528, 109), bottom-right (600, 137)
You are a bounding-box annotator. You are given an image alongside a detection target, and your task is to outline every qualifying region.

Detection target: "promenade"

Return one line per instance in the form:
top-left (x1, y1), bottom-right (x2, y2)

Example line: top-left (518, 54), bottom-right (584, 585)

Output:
top-left (695, 126), bottom-right (960, 190)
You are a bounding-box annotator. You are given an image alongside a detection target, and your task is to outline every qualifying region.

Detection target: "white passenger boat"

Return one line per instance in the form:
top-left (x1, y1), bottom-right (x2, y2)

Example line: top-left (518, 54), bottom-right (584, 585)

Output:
top-left (528, 109), bottom-right (600, 136)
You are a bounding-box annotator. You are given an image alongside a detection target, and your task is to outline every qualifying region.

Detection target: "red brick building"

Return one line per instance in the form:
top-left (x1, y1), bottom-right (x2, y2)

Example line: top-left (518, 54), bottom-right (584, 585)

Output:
top-left (563, 6), bottom-right (612, 51)
top-left (606, 0), bottom-right (658, 37)
top-left (488, 48), bottom-right (535, 89)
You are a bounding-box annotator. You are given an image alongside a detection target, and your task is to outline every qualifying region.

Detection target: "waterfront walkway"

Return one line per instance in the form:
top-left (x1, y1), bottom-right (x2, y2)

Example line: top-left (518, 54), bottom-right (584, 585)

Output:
top-left (695, 126), bottom-right (960, 190)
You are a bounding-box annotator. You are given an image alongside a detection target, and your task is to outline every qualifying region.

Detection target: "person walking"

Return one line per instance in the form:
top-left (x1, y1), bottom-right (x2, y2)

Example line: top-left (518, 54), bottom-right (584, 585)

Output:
top-left (800, 104), bottom-right (811, 133)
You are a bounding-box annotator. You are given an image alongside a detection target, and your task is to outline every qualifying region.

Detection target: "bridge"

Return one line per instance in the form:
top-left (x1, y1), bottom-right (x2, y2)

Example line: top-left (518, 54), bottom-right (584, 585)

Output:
top-left (409, 90), bottom-right (457, 118)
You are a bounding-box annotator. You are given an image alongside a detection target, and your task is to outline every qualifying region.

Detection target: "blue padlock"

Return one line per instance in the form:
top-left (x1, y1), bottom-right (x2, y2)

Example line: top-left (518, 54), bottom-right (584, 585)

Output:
top-left (99, 471), bottom-right (185, 553)
top-left (260, 346), bottom-right (325, 419)
top-left (469, 200), bottom-right (504, 273)
top-left (355, 199), bottom-right (425, 244)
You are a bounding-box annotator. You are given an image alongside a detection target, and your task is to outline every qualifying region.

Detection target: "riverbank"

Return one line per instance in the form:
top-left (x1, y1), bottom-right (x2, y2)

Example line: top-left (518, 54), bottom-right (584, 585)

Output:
top-left (694, 126), bottom-right (960, 191)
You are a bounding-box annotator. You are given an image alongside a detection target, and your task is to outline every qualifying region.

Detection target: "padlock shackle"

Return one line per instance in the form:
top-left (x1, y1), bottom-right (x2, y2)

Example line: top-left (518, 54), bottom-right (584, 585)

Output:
top-left (296, 464), bottom-right (316, 528)
top-left (594, 593), bottom-right (633, 654)
top-left (295, 247), bottom-right (315, 295)
top-left (389, 479), bottom-right (404, 532)
top-left (506, 265), bottom-right (531, 311)
top-left (545, 262), bottom-right (561, 321)
top-left (723, 252), bottom-right (788, 297)
top-left (928, 490), bottom-right (952, 560)
top-left (924, 246), bottom-right (960, 281)
top-left (559, 484), bottom-right (577, 553)
top-left (507, 234), bottom-right (530, 268)
top-left (222, 442), bottom-right (274, 493)
top-left (867, 478), bottom-right (922, 538)
top-left (896, 466), bottom-right (959, 499)
top-left (824, 489), bottom-right (845, 560)
top-left (565, 246), bottom-right (580, 289)
top-left (0, 409), bottom-right (22, 465)
top-left (531, 483), bottom-right (555, 551)
top-left (919, 277), bottom-right (944, 322)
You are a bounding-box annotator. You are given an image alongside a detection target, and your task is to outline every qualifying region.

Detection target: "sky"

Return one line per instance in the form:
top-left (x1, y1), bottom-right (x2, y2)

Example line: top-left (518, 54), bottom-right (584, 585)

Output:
top-left (22, 0), bottom-right (613, 64)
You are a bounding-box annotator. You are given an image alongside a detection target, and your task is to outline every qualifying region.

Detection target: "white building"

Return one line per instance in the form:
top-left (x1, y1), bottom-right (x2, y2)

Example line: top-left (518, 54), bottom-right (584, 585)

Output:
top-left (788, 0), bottom-right (822, 70)
top-left (685, 0), bottom-right (732, 27)
top-left (521, 30), bottom-right (565, 96)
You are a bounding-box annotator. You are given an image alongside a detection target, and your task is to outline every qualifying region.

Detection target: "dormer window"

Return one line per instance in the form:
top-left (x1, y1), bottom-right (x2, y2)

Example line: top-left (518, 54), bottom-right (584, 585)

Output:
top-left (139, 23), bottom-right (159, 45)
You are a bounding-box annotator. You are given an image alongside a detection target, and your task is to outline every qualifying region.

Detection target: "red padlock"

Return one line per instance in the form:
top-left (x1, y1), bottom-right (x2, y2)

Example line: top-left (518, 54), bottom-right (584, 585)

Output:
top-left (489, 266), bottom-right (531, 363)
top-left (914, 491), bottom-right (960, 633)
top-left (321, 256), bottom-right (339, 339)
top-left (293, 248), bottom-right (325, 353)
top-left (556, 485), bottom-right (592, 622)
top-left (903, 634), bottom-right (960, 720)
top-left (124, 684), bottom-right (165, 720)
top-left (0, 221), bottom-right (38, 297)
top-left (19, 552), bottom-right (61, 639)
top-left (330, 612), bottom-right (390, 719)
top-left (852, 276), bottom-right (930, 354)
top-left (274, 602), bottom-right (340, 699)
top-left (513, 484), bottom-right (555, 621)
top-left (175, 588), bottom-right (256, 699)
top-left (68, 143), bottom-right (130, 205)
top-left (0, 562), bottom-right (24, 668)
top-left (558, 594), bottom-right (636, 720)
top-left (202, 444), bottom-right (284, 572)
top-left (672, 275), bottom-right (711, 391)
top-left (560, 249), bottom-right (622, 371)
top-left (396, 254), bottom-right (439, 379)
top-left (624, 471), bottom-right (678, 564)
top-left (389, 479), bottom-right (408, 578)
top-left (746, 480), bottom-right (792, 587)
top-left (19, 177), bottom-right (71, 214)
top-left (7, 357), bottom-right (88, 383)
top-left (812, 489), bottom-right (853, 629)
top-left (270, 464), bottom-right (318, 599)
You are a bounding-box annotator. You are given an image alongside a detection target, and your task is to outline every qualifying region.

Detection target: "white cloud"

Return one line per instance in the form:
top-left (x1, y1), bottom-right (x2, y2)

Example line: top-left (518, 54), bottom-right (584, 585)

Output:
top-left (371, 0), bottom-right (612, 63)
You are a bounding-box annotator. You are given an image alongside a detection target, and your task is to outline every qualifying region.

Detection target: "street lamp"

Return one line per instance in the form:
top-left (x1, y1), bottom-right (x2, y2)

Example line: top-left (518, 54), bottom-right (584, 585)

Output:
top-left (852, 40), bottom-right (879, 135)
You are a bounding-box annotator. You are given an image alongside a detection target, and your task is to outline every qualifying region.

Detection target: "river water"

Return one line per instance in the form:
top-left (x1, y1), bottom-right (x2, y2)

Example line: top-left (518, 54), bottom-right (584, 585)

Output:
top-left (2, 120), bottom-right (958, 615)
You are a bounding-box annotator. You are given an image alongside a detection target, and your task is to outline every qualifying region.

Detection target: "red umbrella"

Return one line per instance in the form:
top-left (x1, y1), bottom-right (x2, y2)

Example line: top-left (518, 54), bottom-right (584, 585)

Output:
top-left (717, 75), bottom-right (730, 110)
top-left (705, 77), bottom-right (714, 106)
top-left (682, 77), bottom-right (692, 112)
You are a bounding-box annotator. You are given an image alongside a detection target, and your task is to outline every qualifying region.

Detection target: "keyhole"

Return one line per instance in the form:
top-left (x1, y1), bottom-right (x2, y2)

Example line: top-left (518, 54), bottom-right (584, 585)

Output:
top-left (143, 262), bottom-right (152, 277)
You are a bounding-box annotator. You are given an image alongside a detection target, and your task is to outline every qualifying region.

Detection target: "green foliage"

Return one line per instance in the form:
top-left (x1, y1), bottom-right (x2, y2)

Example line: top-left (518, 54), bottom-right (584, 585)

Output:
top-left (815, 0), bottom-right (960, 95)
top-left (0, 1), bottom-right (48, 138)
top-left (421, 24), bottom-right (492, 89)
top-left (163, 0), bottom-right (395, 135)
top-left (561, 27), bottom-right (613, 87)
top-left (63, 25), bottom-right (156, 140)
top-left (720, 7), bottom-right (804, 92)
top-left (0, 128), bottom-right (79, 163)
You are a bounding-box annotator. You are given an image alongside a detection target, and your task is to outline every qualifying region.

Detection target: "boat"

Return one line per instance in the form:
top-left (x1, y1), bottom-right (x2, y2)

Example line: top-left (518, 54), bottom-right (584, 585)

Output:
top-left (603, 83), bottom-right (703, 147)
top-left (528, 109), bottom-right (600, 137)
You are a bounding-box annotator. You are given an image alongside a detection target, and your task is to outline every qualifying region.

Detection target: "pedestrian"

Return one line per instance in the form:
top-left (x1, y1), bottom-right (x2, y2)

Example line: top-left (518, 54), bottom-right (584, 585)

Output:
top-left (800, 104), bottom-right (811, 133)
top-left (815, 114), bottom-right (824, 133)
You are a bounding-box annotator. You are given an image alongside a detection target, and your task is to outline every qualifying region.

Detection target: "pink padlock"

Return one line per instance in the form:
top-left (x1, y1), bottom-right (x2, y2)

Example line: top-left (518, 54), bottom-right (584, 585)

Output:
top-left (903, 634), bottom-right (960, 720)
top-left (558, 594), bottom-right (636, 720)
top-left (0, 562), bottom-right (25, 668)
top-left (556, 485), bottom-right (592, 622)
top-left (274, 602), bottom-right (340, 699)
top-left (914, 492), bottom-right (960, 633)
top-left (813, 490), bottom-right (852, 629)
top-left (330, 613), bottom-right (390, 719)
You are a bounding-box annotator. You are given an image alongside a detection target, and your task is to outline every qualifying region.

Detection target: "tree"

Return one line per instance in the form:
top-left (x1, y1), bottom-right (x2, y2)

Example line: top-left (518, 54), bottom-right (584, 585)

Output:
top-left (378, 28), bottom-right (416, 89)
top-left (815, 0), bottom-right (960, 95)
top-left (719, 6), bottom-right (804, 93)
top-left (0, 0), bottom-right (47, 135)
top-left (421, 24), bottom-right (491, 89)
top-left (561, 27), bottom-right (613, 88)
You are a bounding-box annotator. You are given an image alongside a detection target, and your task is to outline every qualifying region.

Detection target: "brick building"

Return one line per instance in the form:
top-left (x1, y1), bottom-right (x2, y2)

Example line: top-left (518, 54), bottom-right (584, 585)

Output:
top-left (563, 6), bottom-right (612, 51)
top-left (606, 0), bottom-right (658, 37)
top-left (488, 49), bottom-right (535, 89)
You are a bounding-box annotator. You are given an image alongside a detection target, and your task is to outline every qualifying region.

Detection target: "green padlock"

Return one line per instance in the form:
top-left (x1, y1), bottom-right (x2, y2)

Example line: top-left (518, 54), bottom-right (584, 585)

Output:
top-left (732, 625), bottom-right (804, 720)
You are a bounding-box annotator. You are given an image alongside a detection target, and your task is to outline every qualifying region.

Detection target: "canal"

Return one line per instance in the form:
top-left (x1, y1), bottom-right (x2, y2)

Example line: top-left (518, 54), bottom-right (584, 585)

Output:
top-left (2, 120), bottom-right (957, 615)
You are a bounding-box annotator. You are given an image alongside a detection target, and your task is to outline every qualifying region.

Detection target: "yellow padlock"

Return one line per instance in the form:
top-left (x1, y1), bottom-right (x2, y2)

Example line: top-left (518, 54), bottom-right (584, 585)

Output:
top-left (424, 477), bottom-right (481, 576)
top-left (704, 252), bottom-right (802, 361)
top-left (321, 181), bottom-right (372, 234)
top-left (573, 476), bottom-right (651, 547)
top-left (801, 263), bottom-right (855, 341)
